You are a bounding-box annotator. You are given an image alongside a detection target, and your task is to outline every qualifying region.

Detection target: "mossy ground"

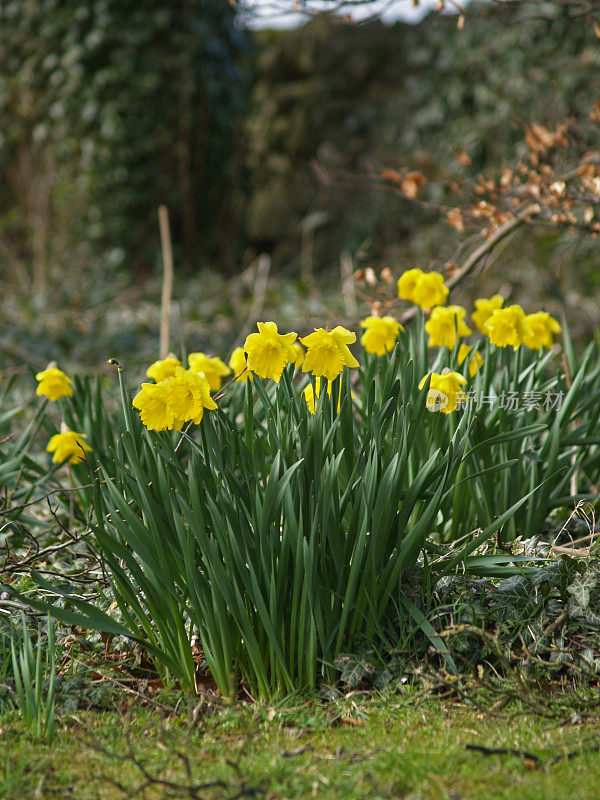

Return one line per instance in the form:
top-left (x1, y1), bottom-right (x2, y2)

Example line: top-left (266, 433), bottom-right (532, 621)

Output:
top-left (2, 691), bottom-right (600, 799)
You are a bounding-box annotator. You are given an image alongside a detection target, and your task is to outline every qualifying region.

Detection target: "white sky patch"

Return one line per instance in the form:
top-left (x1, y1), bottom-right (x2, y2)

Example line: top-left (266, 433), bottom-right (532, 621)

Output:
top-left (241, 0), bottom-right (441, 29)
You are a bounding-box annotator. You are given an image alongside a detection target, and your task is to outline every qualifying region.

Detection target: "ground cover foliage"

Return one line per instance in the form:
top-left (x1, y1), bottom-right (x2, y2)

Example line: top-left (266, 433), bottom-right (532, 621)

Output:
top-left (2, 691), bottom-right (600, 799)
top-left (1, 261), bottom-right (600, 706)
top-left (1, 348), bottom-right (600, 785)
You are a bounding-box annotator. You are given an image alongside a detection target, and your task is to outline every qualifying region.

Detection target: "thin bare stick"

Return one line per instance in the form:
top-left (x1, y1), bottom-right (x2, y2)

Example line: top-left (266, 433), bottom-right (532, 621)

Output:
top-left (301, 224), bottom-right (314, 287)
top-left (340, 250), bottom-right (358, 317)
top-left (0, 337), bottom-right (48, 368)
top-left (235, 253), bottom-right (271, 346)
top-left (158, 205), bottom-right (174, 359)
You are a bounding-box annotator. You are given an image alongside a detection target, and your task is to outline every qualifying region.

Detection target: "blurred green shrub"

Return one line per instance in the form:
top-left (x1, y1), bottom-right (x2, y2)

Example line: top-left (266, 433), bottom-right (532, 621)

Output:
top-left (246, 4), bottom-right (600, 271)
top-left (0, 0), bottom-right (249, 288)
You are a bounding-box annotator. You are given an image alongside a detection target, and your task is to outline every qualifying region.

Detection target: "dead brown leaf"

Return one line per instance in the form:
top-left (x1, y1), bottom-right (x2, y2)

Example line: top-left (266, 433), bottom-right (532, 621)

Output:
top-left (401, 171), bottom-right (427, 199)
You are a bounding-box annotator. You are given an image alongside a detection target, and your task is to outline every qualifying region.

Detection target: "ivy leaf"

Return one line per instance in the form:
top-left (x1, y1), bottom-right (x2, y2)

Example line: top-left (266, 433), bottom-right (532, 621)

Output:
top-left (334, 655), bottom-right (376, 689)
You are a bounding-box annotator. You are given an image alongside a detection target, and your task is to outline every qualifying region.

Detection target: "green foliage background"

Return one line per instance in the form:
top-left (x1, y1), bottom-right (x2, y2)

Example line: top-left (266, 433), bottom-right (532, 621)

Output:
top-left (246, 4), bottom-right (600, 274)
top-left (1, 1), bottom-right (599, 303)
top-left (0, 0), bottom-right (249, 277)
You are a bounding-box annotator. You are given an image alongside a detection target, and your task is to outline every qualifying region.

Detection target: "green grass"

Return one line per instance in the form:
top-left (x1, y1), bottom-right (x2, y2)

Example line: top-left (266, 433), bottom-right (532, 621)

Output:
top-left (2, 692), bottom-right (600, 799)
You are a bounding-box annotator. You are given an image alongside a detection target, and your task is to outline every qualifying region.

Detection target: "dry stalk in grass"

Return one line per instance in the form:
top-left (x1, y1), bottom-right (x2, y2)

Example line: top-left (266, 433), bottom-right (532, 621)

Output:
top-left (551, 501), bottom-right (598, 557)
top-left (437, 625), bottom-right (567, 718)
top-left (340, 250), bottom-right (358, 317)
top-left (83, 715), bottom-right (264, 800)
top-left (158, 205), bottom-right (174, 359)
top-left (235, 253), bottom-right (271, 347)
top-left (552, 541), bottom-right (599, 557)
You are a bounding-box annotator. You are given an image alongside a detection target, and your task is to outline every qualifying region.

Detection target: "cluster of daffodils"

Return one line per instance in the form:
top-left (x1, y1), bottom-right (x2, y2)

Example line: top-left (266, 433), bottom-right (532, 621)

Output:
top-left (399, 271), bottom-right (561, 352)
top-left (133, 357), bottom-right (218, 431)
top-left (131, 269), bottom-right (561, 428)
top-left (34, 364), bottom-right (91, 464)
top-left (397, 268), bottom-right (562, 413)
top-left (34, 267), bottom-right (564, 450)
top-left (134, 326), bottom-right (362, 430)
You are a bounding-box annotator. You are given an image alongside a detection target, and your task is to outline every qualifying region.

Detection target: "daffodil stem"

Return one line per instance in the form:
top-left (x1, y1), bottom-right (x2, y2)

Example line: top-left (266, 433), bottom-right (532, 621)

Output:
top-left (68, 465), bottom-right (75, 532)
top-left (174, 421), bottom-right (194, 453)
top-left (214, 370), bottom-right (245, 402)
top-left (513, 345), bottom-right (522, 387)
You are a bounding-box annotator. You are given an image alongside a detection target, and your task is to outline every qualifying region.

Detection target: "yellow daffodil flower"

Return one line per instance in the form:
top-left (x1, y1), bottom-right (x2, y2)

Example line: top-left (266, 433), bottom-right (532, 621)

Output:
top-left (243, 322), bottom-right (298, 382)
top-left (397, 268), bottom-right (449, 310)
top-left (522, 312), bottom-right (562, 349)
top-left (35, 365), bottom-right (73, 401)
top-left (188, 352), bottom-right (231, 392)
top-left (146, 356), bottom-right (182, 382)
top-left (471, 295), bottom-right (504, 333)
top-left (46, 429), bottom-right (92, 464)
top-left (292, 342), bottom-right (305, 368)
top-left (302, 382), bottom-right (318, 414)
top-left (457, 343), bottom-right (484, 377)
top-left (360, 316), bottom-right (404, 356)
top-left (425, 305), bottom-right (471, 349)
top-left (412, 272), bottom-right (449, 309)
top-left (133, 381), bottom-right (177, 431)
top-left (397, 268), bottom-right (424, 302)
top-left (484, 305), bottom-right (532, 350)
top-left (302, 378), bottom-right (342, 414)
top-left (165, 367), bottom-right (218, 426)
top-left (229, 347), bottom-right (253, 382)
top-left (301, 326), bottom-right (359, 381)
top-left (418, 371), bottom-right (467, 414)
